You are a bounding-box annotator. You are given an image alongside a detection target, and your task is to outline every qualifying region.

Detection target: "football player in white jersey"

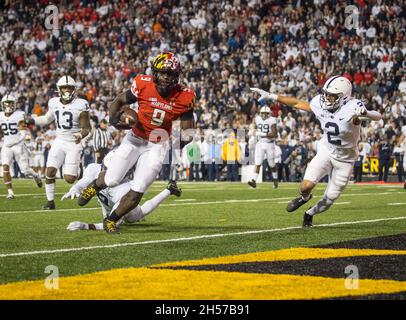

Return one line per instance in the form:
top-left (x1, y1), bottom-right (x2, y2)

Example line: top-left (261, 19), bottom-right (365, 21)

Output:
top-left (32, 131), bottom-right (46, 177)
top-left (26, 76), bottom-right (91, 209)
top-left (399, 124), bottom-right (406, 189)
top-left (251, 76), bottom-right (382, 227)
top-left (0, 94), bottom-right (42, 199)
top-left (62, 150), bottom-right (181, 231)
top-left (248, 105), bottom-right (278, 189)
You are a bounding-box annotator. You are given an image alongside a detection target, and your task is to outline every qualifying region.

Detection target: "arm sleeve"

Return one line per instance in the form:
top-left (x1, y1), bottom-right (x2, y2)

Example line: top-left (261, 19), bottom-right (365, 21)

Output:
top-left (125, 89), bottom-right (138, 104)
top-left (34, 110), bottom-right (55, 126)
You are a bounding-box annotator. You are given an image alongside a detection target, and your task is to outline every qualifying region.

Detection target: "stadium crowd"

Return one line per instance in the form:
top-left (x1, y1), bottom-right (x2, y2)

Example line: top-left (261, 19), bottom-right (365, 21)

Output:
top-left (0, 0), bottom-right (405, 182)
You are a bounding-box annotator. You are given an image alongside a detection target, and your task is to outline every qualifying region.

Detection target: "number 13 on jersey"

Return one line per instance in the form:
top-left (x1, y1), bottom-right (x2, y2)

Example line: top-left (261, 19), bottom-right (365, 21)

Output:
top-left (151, 109), bottom-right (166, 126)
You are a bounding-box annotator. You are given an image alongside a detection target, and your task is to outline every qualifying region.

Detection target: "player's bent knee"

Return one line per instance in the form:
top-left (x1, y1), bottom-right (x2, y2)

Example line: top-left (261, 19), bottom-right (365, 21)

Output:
top-left (104, 175), bottom-right (121, 188)
top-left (301, 180), bottom-right (315, 193)
top-left (64, 175), bottom-right (77, 184)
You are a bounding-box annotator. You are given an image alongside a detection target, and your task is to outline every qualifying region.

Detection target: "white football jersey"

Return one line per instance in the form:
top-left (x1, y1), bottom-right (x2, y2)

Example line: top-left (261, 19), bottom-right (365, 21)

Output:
top-left (0, 110), bottom-right (25, 146)
top-left (48, 97), bottom-right (89, 142)
top-left (310, 94), bottom-right (361, 161)
top-left (255, 115), bottom-right (277, 142)
top-left (33, 136), bottom-right (46, 156)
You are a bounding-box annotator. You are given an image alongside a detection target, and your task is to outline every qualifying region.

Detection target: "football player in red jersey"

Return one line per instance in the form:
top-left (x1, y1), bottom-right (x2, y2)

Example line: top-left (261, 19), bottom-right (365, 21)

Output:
top-left (77, 52), bottom-right (196, 233)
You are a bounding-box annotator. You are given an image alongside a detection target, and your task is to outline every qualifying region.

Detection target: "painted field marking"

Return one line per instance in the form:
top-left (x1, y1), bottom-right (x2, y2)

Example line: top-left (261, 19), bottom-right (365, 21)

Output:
top-left (1, 191), bottom-right (404, 215)
top-left (1, 216), bottom-right (405, 258)
top-left (174, 199), bottom-right (196, 202)
top-left (388, 203), bottom-right (406, 206)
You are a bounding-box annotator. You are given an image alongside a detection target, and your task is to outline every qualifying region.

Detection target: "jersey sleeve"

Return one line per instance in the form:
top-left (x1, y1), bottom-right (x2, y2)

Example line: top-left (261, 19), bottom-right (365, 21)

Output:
top-left (402, 126), bottom-right (406, 136)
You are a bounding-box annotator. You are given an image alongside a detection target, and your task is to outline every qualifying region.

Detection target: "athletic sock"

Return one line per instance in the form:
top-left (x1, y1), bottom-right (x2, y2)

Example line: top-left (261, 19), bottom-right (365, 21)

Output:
top-left (7, 189), bottom-right (14, 196)
top-left (141, 189), bottom-right (170, 216)
top-left (272, 171), bottom-right (278, 180)
top-left (252, 172), bottom-right (259, 182)
top-left (306, 197), bottom-right (334, 216)
top-left (45, 183), bottom-right (55, 201)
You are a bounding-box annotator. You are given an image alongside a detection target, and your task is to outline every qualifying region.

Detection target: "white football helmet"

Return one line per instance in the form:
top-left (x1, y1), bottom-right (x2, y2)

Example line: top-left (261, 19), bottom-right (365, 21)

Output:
top-left (1, 94), bottom-right (16, 114)
top-left (56, 76), bottom-right (77, 102)
top-left (321, 76), bottom-right (352, 111)
top-left (260, 106), bottom-right (271, 120)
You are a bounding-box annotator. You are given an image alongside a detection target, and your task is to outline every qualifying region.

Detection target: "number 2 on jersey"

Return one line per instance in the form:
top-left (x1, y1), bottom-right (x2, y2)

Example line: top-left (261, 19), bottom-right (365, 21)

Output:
top-left (325, 122), bottom-right (341, 146)
top-left (151, 109), bottom-right (166, 126)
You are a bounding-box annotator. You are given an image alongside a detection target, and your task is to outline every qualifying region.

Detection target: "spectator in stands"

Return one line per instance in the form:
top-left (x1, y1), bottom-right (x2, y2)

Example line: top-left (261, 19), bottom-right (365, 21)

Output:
top-left (378, 135), bottom-right (394, 182)
top-left (222, 131), bottom-right (240, 182)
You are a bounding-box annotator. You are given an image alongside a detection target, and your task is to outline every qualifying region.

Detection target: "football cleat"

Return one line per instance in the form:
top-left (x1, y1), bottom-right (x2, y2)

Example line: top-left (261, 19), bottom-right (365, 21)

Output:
top-left (77, 180), bottom-right (98, 206)
top-left (34, 175), bottom-right (43, 188)
top-left (103, 218), bottom-right (120, 234)
top-left (7, 193), bottom-right (15, 199)
top-left (167, 180), bottom-right (182, 197)
top-left (248, 179), bottom-right (256, 188)
top-left (43, 200), bottom-right (55, 210)
top-left (286, 194), bottom-right (313, 212)
top-left (273, 179), bottom-right (279, 189)
top-left (302, 213), bottom-right (313, 228)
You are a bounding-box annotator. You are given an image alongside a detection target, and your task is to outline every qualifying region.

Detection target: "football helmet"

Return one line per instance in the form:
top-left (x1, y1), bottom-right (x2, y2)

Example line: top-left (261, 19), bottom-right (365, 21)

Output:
top-left (56, 76), bottom-right (77, 102)
top-left (1, 94), bottom-right (16, 114)
top-left (321, 76), bottom-right (352, 111)
top-left (260, 106), bottom-right (271, 120)
top-left (151, 51), bottom-right (181, 97)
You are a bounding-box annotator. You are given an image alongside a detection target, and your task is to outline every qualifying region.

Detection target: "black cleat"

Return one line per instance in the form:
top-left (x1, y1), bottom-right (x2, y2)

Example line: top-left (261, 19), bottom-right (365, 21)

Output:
top-left (167, 180), bottom-right (182, 197)
top-left (77, 180), bottom-right (98, 206)
top-left (103, 218), bottom-right (120, 234)
top-left (302, 212), bottom-right (313, 228)
top-left (286, 194), bottom-right (313, 212)
top-left (43, 200), bottom-right (55, 210)
top-left (273, 179), bottom-right (279, 189)
top-left (248, 179), bottom-right (256, 188)
top-left (34, 175), bottom-right (43, 188)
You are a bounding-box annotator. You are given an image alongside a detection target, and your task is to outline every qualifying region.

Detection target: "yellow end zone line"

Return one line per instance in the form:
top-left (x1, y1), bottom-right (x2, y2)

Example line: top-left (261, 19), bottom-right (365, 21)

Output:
top-left (153, 247), bottom-right (406, 268)
top-left (1, 216), bottom-right (406, 258)
top-left (1, 256), bottom-right (406, 300)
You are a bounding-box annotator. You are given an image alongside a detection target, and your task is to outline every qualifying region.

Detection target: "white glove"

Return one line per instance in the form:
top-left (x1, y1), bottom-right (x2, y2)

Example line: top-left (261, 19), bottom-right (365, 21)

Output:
top-left (354, 106), bottom-right (367, 117)
top-left (250, 88), bottom-right (278, 102)
top-left (61, 188), bottom-right (81, 200)
top-left (66, 221), bottom-right (89, 231)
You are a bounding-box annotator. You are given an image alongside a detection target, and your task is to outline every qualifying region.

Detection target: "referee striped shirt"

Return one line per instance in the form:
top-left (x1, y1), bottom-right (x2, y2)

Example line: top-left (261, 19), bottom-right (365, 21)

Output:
top-left (93, 127), bottom-right (111, 151)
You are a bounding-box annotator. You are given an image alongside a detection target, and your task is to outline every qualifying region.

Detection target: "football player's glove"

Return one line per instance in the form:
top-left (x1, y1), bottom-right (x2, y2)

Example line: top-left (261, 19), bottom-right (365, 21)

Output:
top-left (61, 188), bottom-right (81, 200)
top-left (67, 221), bottom-right (88, 231)
top-left (354, 105), bottom-right (367, 116)
top-left (250, 88), bottom-right (278, 102)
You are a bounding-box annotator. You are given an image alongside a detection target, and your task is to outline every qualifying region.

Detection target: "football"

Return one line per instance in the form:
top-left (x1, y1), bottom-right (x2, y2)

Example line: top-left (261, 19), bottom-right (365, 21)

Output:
top-left (119, 106), bottom-right (138, 127)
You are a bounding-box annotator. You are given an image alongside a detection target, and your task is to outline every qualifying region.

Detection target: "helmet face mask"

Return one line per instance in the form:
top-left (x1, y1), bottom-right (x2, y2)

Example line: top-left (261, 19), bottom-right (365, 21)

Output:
top-left (151, 52), bottom-right (181, 97)
top-left (58, 85), bottom-right (76, 102)
top-left (1, 95), bottom-right (16, 115)
top-left (322, 90), bottom-right (341, 111)
top-left (259, 106), bottom-right (271, 120)
top-left (321, 76), bottom-right (352, 111)
top-left (56, 76), bottom-right (77, 103)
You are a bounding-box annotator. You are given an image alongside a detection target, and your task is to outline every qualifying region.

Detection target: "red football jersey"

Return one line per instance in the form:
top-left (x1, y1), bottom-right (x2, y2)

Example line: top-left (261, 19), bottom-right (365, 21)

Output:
top-left (130, 75), bottom-right (196, 141)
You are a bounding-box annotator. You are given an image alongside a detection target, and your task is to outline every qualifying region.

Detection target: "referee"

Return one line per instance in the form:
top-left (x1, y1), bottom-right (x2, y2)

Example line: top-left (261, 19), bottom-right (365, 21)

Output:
top-left (93, 119), bottom-right (112, 164)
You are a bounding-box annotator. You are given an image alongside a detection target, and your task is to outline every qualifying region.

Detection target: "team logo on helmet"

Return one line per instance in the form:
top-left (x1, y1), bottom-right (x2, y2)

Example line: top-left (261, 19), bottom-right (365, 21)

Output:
top-left (152, 52), bottom-right (180, 72)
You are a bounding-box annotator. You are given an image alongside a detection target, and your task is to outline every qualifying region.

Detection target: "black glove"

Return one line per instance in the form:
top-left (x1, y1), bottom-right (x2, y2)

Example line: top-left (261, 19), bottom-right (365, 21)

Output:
top-left (24, 118), bottom-right (35, 126)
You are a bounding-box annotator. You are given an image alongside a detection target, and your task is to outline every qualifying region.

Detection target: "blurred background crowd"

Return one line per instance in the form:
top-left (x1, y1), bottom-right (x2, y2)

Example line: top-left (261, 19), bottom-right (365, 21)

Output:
top-left (0, 0), bottom-right (405, 182)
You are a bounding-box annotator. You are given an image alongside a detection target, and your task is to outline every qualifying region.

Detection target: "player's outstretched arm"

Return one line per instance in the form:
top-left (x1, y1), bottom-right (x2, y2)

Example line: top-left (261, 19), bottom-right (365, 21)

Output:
top-left (354, 105), bottom-right (382, 121)
top-left (250, 88), bottom-right (311, 112)
top-left (109, 90), bottom-right (137, 128)
top-left (29, 110), bottom-right (55, 127)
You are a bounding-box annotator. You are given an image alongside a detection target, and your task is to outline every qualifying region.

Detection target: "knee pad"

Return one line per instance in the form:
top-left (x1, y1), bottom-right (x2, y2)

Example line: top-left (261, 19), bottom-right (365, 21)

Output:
top-left (325, 185), bottom-right (344, 201)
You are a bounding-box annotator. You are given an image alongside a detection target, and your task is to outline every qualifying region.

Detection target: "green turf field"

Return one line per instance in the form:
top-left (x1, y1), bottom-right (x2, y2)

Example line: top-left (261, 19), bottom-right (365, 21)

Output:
top-left (1, 179), bottom-right (405, 289)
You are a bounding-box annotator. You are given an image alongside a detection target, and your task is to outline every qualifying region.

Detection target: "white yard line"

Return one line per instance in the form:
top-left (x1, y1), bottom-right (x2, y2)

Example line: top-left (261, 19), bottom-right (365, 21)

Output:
top-left (335, 202), bottom-right (351, 205)
top-left (0, 191), bottom-right (404, 215)
top-left (388, 203), bottom-right (406, 206)
top-left (0, 192), bottom-right (64, 198)
top-left (1, 216), bottom-right (405, 258)
top-left (174, 199), bottom-right (196, 202)
top-left (0, 207), bottom-right (100, 215)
